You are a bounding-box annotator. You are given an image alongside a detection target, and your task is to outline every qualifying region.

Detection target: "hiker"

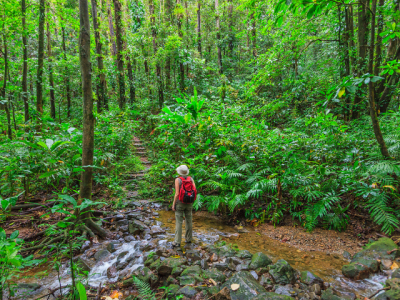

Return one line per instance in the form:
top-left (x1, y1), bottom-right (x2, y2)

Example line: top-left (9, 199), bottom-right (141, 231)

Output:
top-left (172, 165), bottom-right (197, 247)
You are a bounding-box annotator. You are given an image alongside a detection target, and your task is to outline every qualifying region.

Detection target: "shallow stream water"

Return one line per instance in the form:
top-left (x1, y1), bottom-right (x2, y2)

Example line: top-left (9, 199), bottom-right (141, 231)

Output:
top-left (15, 208), bottom-right (387, 299)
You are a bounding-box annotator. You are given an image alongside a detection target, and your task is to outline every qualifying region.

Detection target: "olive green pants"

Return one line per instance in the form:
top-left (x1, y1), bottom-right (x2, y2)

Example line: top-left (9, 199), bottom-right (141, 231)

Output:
top-left (174, 201), bottom-right (193, 244)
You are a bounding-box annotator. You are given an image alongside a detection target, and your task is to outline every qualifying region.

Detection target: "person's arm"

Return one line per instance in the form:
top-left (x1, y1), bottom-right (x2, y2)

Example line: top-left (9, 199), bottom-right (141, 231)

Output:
top-left (172, 178), bottom-right (180, 211)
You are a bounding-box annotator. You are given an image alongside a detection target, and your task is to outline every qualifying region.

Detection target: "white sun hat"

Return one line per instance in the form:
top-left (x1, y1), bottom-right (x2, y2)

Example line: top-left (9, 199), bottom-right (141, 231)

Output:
top-left (176, 165), bottom-right (189, 176)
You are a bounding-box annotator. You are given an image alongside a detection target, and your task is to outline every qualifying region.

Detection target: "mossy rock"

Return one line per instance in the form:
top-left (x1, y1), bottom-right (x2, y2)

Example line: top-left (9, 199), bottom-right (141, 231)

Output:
top-left (166, 284), bottom-right (180, 299)
top-left (203, 268), bottom-right (226, 283)
top-left (171, 266), bottom-right (183, 276)
top-left (249, 252), bottom-right (272, 270)
top-left (254, 293), bottom-right (292, 300)
top-left (177, 286), bottom-right (197, 298)
top-left (268, 259), bottom-right (295, 285)
top-left (158, 257), bottom-right (187, 275)
top-left (149, 258), bottom-right (162, 270)
top-left (300, 271), bottom-right (324, 285)
top-left (181, 265), bottom-right (202, 276)
top-left (180, 275), bottom-right (197, 285)
top-left (353, 237), bottom-right (400, 261)
top-left (220, 271), bottom-right (267, 300)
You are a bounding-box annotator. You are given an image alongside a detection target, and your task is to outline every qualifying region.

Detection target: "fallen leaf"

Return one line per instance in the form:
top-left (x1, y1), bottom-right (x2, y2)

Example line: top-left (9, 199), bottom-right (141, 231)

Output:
top-left (231, 284), bottom-right (240, 291)
top-left (391, 262), bottom-right (399, 270)
top-left (102, 297), bottom-right (112, 300)
top-left (209, 278), bottom-right (217, 286)
top-left (110, 291), bottom-right (120, 299)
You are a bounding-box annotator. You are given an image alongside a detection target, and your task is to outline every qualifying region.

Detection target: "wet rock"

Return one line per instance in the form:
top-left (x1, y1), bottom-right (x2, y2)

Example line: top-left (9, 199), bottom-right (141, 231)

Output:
top-left (144, 220), bottom-right (152, 226)
top-left (381, 259), bottom-right (393, 271)
top-left (144, 255), bottom-right (158, 267)
top-left (256, 267), bottom-right (269, 275)
top-left (203, 268), bottom-right (226, 283)
top-left (186, 249), bottom-right (202, 261)
top-left (73, 256), bottom-right (91, 272)
top-left (156, 247), bottom-right (168, 257)
top-left (311, 284), bottom-right (321, 295)
top-left (129, 220), bottom-right (148, 234)
top-left (275, 285), bottom-right (297, 297)
top-left (166, 275), bottom-right (178, 285)
top-left (150, 225), bottom-right (165, 235)
top-left (201, 259), bottom-right (209, 270)
top-left (117, 219), bottom-right (128, 226)
top-left (143, 239), bottom-right (158, 251)
top-left (106, 242), bottom-right (119, 253)
top-left (117, 251), bottom-right (129, 261)
top-left (249, 270), bottom-right (258, 280)
top-left (177, 286), bottom-right (198, 298)
top-left (342, 251), bottom-right (352, 260)
top-left (237, 250), bottom-right (253, 259)
top-left (133, 266), bottom-right (158, 286)
top-left (107, 264), bottom-right (118, 278)
top-left (228, 257), bottom-right (243, 270)
top-left (94, 249), bottom-right (110, 261)
top-left (254, 293), bottom-right (292, 300)
top-left (341, 259), bottom-right (378, 280)
top-left (220, 271), bottom-right (267, 300)
top-left (321, 288), bottom-right (347, 300)
top-left (149, 258), bottom-right (162, 270)
top-left (127, 212), bottom-right (141, 220)
top-left (172, 266), bottom-right (183, 276)
top-left (115, 214), bottom-right (125, 220)
top-left (269, 259), bottom-right (296, 285)
top-left (124, 235), bottom-right (135, 242)
top-left (249, 252), bottom-right (272, 269)
top-left (219, 245), bottom-right (237, 257)
top-left (300, 271), bottom-right (324, 286)
top-left (392, 268), bottom-right (400, 279)
top-left (308, 292), bottom-right (319, 300)
top-left (120, 225), bottom-right (129, 232)
top-left (180, 275), bottom-right (197, 285)
top-left (236, 263), bottom-right (250, 272)
top-left (81, 241), bottom-right (91, 252)
top-left (181, 265), bottom-right (202, 276)
top-left (215, 262), bottom-right (229, 271)
top-left (158, 257), bottom-right (187, 275)
top-left (376, 278), bottom-right (400, 300)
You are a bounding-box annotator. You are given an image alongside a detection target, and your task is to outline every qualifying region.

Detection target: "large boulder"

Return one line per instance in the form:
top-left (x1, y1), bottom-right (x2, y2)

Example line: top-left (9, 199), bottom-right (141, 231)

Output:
top-left (158, 257), bottom-right (187, 275)
top-left (249, 252), bottom-right (272, 270)
top-left (268, 259), bottom-right (296, 285)
top-left (374, 278), bottom-right (400, 300)
top-left (181, 265), bottom-right (202, 277)
top-left (203, 268), bottom-right (227, 283)
top-left (341, 260), bottom-right (378, 280)
top-left (220, 271), bottom-right (267, 300)
top-left (129, 220), bottom-right (148, 234)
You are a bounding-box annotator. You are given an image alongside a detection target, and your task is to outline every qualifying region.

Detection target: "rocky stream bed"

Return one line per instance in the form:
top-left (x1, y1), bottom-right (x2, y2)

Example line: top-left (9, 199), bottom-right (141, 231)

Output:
top-left (14, 199), bottom-right (400, 300)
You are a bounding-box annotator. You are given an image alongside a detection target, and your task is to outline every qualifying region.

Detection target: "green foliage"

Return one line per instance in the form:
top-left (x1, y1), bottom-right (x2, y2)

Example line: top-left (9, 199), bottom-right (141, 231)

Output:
top-left (132, 276), bottom-right (156, 300)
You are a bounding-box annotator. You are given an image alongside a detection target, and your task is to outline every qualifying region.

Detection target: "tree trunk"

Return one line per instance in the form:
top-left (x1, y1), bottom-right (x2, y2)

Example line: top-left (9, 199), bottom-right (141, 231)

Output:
top-left (374, 0), bottom-right (384, 77)
top-left (367, 0), bottom-right (390, 158)
top-left (150, 0), bottom-right (164, 108)
top-left (228, 0), bottom-right (233, 55)
top-left (22, 0), bottom-right (29, 123)
top-left (351, 0), bottom-right (369, 119)
top-left (197, 1), bottom-right (201, 56)
top-left (127, 58), bottom-right (135, 105)
top-left (91, 0), bottom-right (107, 113)
top-left (177, 0), bottom-right (185, 91)
top-left (107, 0), bottom-right (117, 56)
top-left (215, 0), bottom-right (222, 74)
top-left (61, 26), bottom-right (72, 118)
top-left (251, 13), bottom-right (257, 57)
top-left (113, 0), bottom-right (126, 110)
top-left (47, 8), bottom-right (56, 119)
top-left (1, 34), bottom-right (11, 139)
top-left (348, 5), bottom-right (355, 74)
top-left (78, 0), bottom-right (108, 239)
top-left (36, 0), bottom-right (45, 116)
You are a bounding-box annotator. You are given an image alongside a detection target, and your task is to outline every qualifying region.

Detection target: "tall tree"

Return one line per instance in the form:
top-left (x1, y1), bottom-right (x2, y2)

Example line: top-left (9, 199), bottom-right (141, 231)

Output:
top-left (197, 0), bottom-right (201, 56)
top-left (47, 6), bottom-right (56, 119)
top-left (36, 0), bottom-right (45, 116)
top-left (107, 0), bottom-right (117, 56)
top-left (113, 0), bottom-right (126, 110)
top-left (78, 0), bottom-right (108, 238)
top-left (1, 33), bottom-right (11, 139)
top-left (91, 0), bottom-right (107, 113)
top-left (61, 22), bottom-right (72, 117)
top-left (215, 0), bottom-right (222, 73)
top-left (177, 0), bottom-right (185, 91)
top-left (21, 0), bottom-right (29, 122)
top-left (367, 0), bottom-right (389, 158)
top-left (150, 0), bottom-right (164, 107)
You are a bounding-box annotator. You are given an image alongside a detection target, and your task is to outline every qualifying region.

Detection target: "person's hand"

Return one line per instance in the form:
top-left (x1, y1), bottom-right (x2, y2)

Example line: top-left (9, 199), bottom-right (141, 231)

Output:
top-left (172, 204), bottom-right (176, 211)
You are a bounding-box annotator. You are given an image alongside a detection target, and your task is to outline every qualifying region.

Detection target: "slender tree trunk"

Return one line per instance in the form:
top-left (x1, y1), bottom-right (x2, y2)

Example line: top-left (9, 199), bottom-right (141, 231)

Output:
top-left (374, 0), bottom-right (384, 77)
top-left (107, 0), bottom-right (117, 56)
top-left (251, 13), bottom-right (257, 57)
top-left (62, 26), bottom-right (72, 117)
top-left (343, 6), bottom-right (351, 121)
top-left (47, 8), bottom-right (56, 119)
top-left (1, 34), bottom-right (11, 139)
top-left (228, 0), bottom-right (233, 55)
top-left (113, 0), bottom-right (126, 110)
top-left (36, 0), bottom-right (45, 116)
top-left (127, 58), bottom-right (135, 105)
top-left (215, 0), bottom-right (222, 74)
top-left (177, 0), bottom-right (185, 91)
top-left (22, 0), bottom-right (29, 123)
top-left (351, 0), bottom-right (369, 119)
top-left (367, 0), bottom-right (389, 158)
top-left (197, 1), bottom-right (201, 56)
top-left (91, 0), bottom-right (107, 113)
top-left (348, 5), bottom-right (355, 74)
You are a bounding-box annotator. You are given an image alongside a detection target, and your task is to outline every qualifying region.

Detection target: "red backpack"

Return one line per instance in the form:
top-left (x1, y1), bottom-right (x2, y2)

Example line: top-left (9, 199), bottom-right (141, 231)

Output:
top-left (178, 177), bottom-right (197, 204)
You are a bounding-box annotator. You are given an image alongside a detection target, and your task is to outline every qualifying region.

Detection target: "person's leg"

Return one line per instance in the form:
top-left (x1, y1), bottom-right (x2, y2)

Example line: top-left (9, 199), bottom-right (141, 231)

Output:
top-left (184, 204), bottom-right (193, 243)
top-left (174, 202), bottom-right (184, 245)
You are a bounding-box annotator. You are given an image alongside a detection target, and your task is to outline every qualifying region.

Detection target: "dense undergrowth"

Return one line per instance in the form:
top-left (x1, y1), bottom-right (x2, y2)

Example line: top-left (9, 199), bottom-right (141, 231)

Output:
top-left (141, 88), bottom-right (400, 235)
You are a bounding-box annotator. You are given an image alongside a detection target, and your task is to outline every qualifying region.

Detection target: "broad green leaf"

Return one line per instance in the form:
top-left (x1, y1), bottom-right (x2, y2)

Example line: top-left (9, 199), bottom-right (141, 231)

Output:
top-left (39, 171), bottom-right (57, 179)
top-left (10, 230), bottom-right (19, 239)
top-left (57, 221), bottom-right (69, 228)
top-left (76, 282), bottom-right (87, 300)
top-left (37, 141), bottom-right (48, 149)
top-left (338, 87), bottom-right (345, 98)
top-left (59, 195), bottom-right (77, 207)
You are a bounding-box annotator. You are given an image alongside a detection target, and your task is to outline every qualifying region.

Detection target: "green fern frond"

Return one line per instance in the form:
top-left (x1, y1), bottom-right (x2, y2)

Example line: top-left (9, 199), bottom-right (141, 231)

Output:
top-left (228, 194), bottom-right (247, 212)
top-left (132, 276), bottom-right (156, 300)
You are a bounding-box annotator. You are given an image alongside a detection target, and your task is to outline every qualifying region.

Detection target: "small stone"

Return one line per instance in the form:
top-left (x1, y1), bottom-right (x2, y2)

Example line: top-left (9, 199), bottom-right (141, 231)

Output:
top-left (124, 235), bottom-right (135, 242)
top-left (94, 249), bottom-right (110, 261)
top-left (177, 286), bottom-right (198, 298)
top-left (250, 270), bottom-right (258, 280)
top-left (381, 259), bottom-right (393, 271)
top-left (81, 241), bottom-right (91, 252)
top-left (310, 284), bottom-right (321, 295)
top-left (186, 250), bottom-right (202, 261)
top-left (214, 262), bottom-right (229, 271)
top-left (107, 265), bottom-right (117, 278)
top-left (117, 219), bottom-right (128, 226)
top-left (342, 251), bottom-right (352, 260)
top-left (106, 242), bottom-right (119, 253)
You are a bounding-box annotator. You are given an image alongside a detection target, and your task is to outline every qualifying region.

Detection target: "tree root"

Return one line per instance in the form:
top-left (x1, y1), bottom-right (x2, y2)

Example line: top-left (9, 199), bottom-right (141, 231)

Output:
top-left (21, 236), bottom-right (63, 252)
top-left (84, 215), bottom-right (109, 238)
